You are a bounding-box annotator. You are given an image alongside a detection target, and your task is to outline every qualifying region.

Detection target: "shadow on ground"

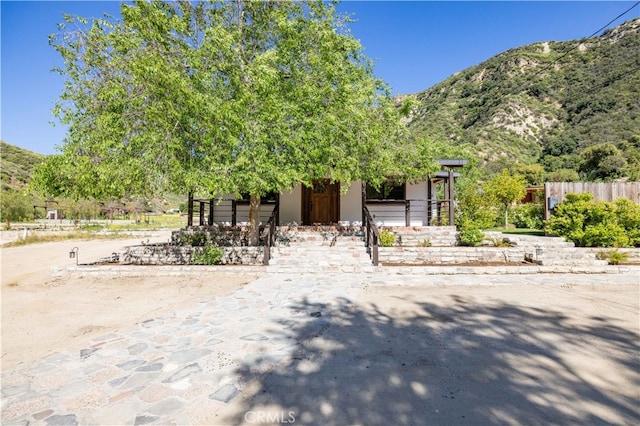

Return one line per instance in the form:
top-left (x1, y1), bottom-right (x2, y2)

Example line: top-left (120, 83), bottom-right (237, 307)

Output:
top-left (228, 293), bottom-right (639, 425)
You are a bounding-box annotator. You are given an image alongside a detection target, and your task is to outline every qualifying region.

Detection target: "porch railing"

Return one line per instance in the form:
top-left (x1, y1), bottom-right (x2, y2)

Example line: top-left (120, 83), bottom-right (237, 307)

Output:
top-left (362, 205), bottom-right (380, 266)
top-left (262, 201), bottom-right (280, 265)
top-left (365, 198), bottom-right (453, 226)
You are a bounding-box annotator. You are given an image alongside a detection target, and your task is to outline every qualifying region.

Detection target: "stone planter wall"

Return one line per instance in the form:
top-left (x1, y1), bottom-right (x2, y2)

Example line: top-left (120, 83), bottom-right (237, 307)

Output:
top-left (587, 247), bottom-right (640, 263)
top-left (172, 226), bottom-right (261, 247)
top-left (121, 244), bottom-right (264, 265)
top-left (379, 246), bottom-right (524, 265)
top-left (381, 226), bottom-right (458, 247)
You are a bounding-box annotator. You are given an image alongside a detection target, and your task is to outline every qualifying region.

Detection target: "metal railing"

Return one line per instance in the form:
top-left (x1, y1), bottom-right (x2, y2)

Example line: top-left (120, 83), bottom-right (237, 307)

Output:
top-left (364, 198), bottom-right (453, 227)
top-left (262, 202), bottom-right (280, 265)
top-left (362, 205), bottom-right (380, 266)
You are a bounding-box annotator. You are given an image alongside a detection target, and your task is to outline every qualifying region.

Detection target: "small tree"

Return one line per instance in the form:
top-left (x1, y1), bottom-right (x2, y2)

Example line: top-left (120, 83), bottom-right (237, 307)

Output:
top-left (0, 190), bottom-right (33, 228)
top-left (483, 169), bottom-right (527, 228)
top-left (579, 143), bottom-right (627, 181)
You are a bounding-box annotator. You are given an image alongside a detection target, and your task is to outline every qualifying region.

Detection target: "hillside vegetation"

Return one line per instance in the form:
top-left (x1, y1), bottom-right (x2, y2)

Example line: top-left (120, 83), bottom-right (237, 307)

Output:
top-left (406, 18), bottom-right (640, 182)
top-left (1, 141), bottom-right (45, 191)
top-left (0, 141), bottom-right (183, 225)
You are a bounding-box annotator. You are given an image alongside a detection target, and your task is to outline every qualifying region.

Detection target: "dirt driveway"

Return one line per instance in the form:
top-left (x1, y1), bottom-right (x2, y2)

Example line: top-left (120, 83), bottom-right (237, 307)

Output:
top-left (1, 235), bottom-right (254, 371)
top-left (1, 235), bottom-right (638, 424)
top-left (218, 275), bottom-right (640, 425)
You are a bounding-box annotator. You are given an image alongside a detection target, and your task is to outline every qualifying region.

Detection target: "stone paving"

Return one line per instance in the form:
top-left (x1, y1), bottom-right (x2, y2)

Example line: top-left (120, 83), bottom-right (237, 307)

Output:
top-left (2, 270), bottom-right (639, 425)
top-left (1, 273), bottom-right (366, 425)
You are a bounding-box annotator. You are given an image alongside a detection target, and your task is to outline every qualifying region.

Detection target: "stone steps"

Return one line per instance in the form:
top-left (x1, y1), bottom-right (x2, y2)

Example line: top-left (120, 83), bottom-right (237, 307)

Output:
top-left (485, 233), bottom-right (608, 266)
top-left (267, 235), bottom-right (373, 273)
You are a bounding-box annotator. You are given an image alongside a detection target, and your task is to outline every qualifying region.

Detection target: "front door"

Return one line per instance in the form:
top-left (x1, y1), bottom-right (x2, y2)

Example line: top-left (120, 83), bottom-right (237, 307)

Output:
top-left (303, 180), bottom-right (340, 225)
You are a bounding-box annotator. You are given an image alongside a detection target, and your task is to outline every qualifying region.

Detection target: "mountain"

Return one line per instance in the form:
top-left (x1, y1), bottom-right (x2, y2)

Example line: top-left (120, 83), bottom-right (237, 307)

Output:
top-left (1, 141), bottom-right (45, 191)
top-left (406, 18), bottom-right (640, 180)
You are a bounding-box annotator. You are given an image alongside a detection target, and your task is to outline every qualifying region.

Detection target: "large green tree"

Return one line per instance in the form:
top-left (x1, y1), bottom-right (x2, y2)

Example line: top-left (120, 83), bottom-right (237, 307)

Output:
top-left (34, 0), bottom-right (415, 244)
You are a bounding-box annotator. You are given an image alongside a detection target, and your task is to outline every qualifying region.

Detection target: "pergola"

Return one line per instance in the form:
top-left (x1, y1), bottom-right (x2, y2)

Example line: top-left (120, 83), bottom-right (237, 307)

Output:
top-left (429, 159), bottom-right (467, 226)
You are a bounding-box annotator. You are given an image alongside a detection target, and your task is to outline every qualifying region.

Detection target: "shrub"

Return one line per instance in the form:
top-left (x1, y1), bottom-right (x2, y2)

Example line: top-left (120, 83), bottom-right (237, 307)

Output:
top-left (192, 244), bottom-right (223, 265)
top-left (582, 223), bottom-right (628, 248)
top-left (417, 239), bottom-right (432, 247)
top-left (177, 231), bottom-right (208, 247)
top-left (510, 203), bottom-right (544, 229)
top-left (379, 229), bottom-right (396, 247)
top-left (597, 249), bottom-right (629, 265)
top-left (484, 236), bottom-right (513, 247)
top-left (458, 221), bottom-right (485, 246)
top-left (546, 193), bottom-right (639, 247)
top-left (614, 198), bottom-right (640, 246)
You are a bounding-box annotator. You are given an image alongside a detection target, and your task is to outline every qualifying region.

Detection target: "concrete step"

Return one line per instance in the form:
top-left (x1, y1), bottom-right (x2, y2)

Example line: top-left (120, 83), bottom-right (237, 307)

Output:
top-left (269, 248), bottom-right (371, 266)
top-left (535, 248), bottom-right (609, 266)
top-left (494, 234), bottom-right (576, 248)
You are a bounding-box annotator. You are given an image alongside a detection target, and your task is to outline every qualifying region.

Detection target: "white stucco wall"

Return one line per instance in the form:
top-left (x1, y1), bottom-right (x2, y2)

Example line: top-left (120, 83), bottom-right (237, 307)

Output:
top-left (406, 181), bottom-right (428, 199)
top-left (279, 185), bottom-right (302, 225)
top-left (340, 181), bottom-right (363, 225)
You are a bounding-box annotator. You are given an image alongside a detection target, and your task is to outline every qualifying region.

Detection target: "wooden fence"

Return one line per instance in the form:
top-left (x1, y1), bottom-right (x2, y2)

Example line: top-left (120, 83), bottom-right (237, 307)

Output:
top-left (544, 182), bottom-right (640, 220)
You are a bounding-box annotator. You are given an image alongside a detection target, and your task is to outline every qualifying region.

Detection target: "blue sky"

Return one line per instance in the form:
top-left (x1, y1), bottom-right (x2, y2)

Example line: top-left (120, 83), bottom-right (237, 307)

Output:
top-left (2, 1), bottom-right (638, 155)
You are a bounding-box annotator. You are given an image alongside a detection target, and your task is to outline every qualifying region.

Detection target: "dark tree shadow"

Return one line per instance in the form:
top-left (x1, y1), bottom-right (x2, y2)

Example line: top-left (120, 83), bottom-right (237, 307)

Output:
top-left (227, 293), bottom-right (640, 425)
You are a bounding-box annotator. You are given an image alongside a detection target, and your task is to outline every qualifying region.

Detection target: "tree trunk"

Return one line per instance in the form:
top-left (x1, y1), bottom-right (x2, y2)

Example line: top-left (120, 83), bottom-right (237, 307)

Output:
top-left (504, 204), bottom-right (509, 228)
top-left (248, 194), bottom-right (261, 246)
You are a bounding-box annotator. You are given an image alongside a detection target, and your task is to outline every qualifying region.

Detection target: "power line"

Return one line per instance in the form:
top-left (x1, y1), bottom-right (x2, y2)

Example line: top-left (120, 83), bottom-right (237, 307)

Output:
top-left (530, 1), bottom-right (640, 80)
top-left (585, 1), bottom-right (640, 39)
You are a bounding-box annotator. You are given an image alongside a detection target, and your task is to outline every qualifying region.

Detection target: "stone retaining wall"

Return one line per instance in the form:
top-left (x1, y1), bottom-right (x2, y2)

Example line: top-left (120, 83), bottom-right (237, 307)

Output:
top-left (121, 244), bottom-right (264, 265)
top-left (381, 226), bottom-right (458, 247)
top-left (172, 226), bottom-right (259, 247)
top-left (379, 246), bottom-right (524, 265)
top-left (587, 247), bottom-right (640, 263)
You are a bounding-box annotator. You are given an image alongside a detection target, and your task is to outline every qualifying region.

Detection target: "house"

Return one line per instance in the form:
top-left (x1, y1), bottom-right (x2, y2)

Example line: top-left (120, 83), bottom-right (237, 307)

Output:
top-left (186, 160), bottom-right (467, 228)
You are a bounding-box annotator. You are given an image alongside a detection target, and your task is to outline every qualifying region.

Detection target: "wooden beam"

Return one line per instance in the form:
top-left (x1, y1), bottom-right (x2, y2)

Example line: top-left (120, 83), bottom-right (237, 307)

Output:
top-left (448, 170), bottom-right (455, 226)
top-left (199, 201), bottom-right (205, 226)
top-left (187, 192), bottom-right (193, 227)
top-left (231, 200), bottom-right (237, 227)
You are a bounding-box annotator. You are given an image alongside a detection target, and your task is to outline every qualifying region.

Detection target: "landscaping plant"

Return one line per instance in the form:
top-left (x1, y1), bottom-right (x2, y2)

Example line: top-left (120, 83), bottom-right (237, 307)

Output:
top-left (379, 229), bottom-right (396, 247)
top-left (546, 193), bottom-right (640, 247)
top-left (191, 245), bottom-right (224, 265)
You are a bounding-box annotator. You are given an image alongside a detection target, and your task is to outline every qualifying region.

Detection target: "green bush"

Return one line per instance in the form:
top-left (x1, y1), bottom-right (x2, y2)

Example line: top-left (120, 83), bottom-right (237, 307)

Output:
top-left (417, 239), bottom-right (432, 247)
top-left (546, 193), bottom-right (639, 247)
top-left (510, 203), bottom-right (544, 229)
top-left (379, 229), bottom-right (396, 247)
top-left (192, 245), bottom-right (223, 265)
top-left (484, 236), bottom-right (513, 247)
top-left (177, 231), bottom-right (208, 247)
top-left (614, 198), bottom-right (640, 246)
top-left (458, 221), bottom-right (485, 246)
top-left (596, 249), bottom-right (629, 265)
top-left (582, 223), bottom-right (628, 247)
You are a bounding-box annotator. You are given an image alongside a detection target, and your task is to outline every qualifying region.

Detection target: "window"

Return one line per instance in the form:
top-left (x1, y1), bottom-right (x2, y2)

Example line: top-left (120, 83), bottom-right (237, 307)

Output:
top-left (366, 181), bottom-right (405, 201)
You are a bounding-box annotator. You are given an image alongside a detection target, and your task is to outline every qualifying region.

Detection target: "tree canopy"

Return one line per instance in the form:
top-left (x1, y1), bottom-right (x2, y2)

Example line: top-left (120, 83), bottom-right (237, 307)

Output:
top-left (34, 1), bottom-right (422, 204)
top-left (483, 169), bottom-right (527, 227)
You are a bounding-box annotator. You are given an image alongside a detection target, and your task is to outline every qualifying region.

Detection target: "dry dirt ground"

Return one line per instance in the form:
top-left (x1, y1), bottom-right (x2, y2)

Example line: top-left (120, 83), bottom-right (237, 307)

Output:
top-left (1, 235), bottom-right (639, 424)
top-left (214, 279), bottom-right (640, 425)
top-left (0, 235), bottom-right (254, 371)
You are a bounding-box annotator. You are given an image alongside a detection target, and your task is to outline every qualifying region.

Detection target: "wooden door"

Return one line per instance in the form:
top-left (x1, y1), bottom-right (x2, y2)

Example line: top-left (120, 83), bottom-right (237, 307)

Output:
top-left (303, 180), bottom-right (339, 225)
